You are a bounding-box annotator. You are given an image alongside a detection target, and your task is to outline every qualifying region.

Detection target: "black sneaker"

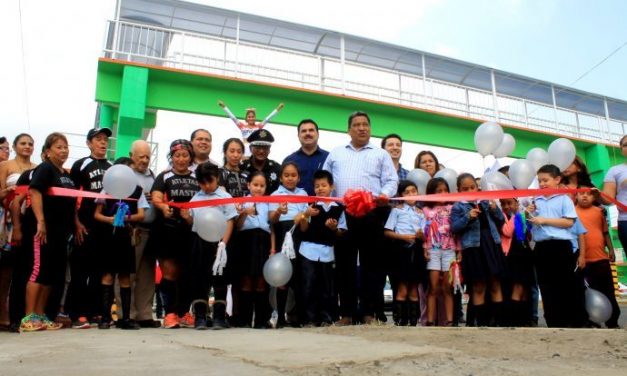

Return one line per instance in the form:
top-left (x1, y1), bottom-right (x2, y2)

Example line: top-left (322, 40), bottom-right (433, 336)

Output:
top-left (194, 317), bottom-right (209, 330)
top-left (118, 319), bottom-right (140, 330)
top-left (137, 319), bottom-right (162, 328)
top-left (98, 321), bottom-right (111, 330)
top-left (212, 318), bottom-right (229, 330)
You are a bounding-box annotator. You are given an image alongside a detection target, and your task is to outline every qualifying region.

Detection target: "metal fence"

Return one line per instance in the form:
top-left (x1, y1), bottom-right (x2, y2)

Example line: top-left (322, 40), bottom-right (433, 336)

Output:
top-left (103, 20), bottom-right (625, 144)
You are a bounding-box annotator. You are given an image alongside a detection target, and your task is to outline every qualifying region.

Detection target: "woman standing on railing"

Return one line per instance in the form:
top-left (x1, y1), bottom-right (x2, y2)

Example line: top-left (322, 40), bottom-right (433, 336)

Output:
top-left (218, 101), bottom-right (284, 152)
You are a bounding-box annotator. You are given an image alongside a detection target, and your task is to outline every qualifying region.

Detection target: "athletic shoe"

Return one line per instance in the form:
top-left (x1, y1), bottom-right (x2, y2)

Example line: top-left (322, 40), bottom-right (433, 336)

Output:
top-left (118, 319), bottom-right (140, 330)
top-left (98, 320), bottom-right (111, 329)
top-left (137, 319), bottom-right (162, 328)
top-left (333, 317), bottom-right (353, 327)
top-left (194, 317), bottom-right (209, 330)
top-left (163, 313), bottom-right (180, 329)
top-left (39, 315), bottom-right (63, 330)
top-left (212, 317), bottom-right (229, 330)
top-left (19, 314), bottom-right (45, 332)
top-left (72, 317), bottom-right (91, 329)
top-left (54, 313), bottom-right (72, 328)
top-left (179, 312), bottom-right (195, 328)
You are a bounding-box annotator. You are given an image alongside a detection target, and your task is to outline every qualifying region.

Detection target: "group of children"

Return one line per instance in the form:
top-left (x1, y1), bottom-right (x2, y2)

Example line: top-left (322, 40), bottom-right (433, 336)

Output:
top-left (379, 166), bottom-right (620, 329)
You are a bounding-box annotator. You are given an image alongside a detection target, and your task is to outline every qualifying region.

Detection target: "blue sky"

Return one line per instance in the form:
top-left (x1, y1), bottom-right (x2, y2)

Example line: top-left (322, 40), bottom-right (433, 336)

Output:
top-left (391, 0), bottom-right (627, 100)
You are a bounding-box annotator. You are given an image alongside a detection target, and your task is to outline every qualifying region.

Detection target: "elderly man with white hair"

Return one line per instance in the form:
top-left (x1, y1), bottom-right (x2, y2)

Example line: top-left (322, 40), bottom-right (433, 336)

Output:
top-left (127, 140), bottom-right (160, 328)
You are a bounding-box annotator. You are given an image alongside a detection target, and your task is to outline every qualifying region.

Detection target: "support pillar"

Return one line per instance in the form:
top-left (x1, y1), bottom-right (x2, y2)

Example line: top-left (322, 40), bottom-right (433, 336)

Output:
top-left (115, 66), bottom-right (149, 158)
top-left (584, 144), bottom-right (611, 188)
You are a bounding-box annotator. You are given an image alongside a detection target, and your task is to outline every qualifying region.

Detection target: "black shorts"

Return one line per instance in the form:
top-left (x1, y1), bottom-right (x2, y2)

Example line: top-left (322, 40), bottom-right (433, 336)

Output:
top-left (29, 231), bottom-right (70, 286)
top-left (147, 219), bottom-right (193, 263)
top-left (95, 227), bottom-right (136, 275)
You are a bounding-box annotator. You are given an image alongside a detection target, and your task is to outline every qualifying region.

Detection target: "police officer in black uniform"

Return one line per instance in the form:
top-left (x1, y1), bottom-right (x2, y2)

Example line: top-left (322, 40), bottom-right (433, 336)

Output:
top-left (240, 129), bottom-right (281, 195)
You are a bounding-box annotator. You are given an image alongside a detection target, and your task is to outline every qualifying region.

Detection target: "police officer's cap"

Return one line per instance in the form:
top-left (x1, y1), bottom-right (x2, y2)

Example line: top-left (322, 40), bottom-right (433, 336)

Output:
top-left (247, 129), bottom-right (274, 147)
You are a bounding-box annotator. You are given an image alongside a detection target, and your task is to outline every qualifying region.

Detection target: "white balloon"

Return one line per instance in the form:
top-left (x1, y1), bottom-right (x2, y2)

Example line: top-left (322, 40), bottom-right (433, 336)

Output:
top-left (263, 253), bottom-right (293, 287)
top-left (585, 288), bottom-right (612, 325)
top-left (434, 168), bottom-right (458, 193)
top-left (480, 171), bottom-right (513, 191)
top-left (526, 148), bottom-right (549, 172)
top-left (195, 208), bottom-right (227, 242)
top-left (102, 165), bottom-right (137, 199)
top-left (406, 169), bottom-right (431, 195)
top-left (508, 159), bottom-right (536, 189)
top-left (548, 138), bottom-right (577, 171)
top-left (474, 121), bottom-right (504, 157)
top-left (493, 133), bottom-right (516, 158)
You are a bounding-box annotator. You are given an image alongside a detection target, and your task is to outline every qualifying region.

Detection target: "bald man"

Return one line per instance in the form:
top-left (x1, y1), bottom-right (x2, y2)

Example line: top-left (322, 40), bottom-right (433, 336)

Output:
top-left (127, 140), bottom-right (160, 327)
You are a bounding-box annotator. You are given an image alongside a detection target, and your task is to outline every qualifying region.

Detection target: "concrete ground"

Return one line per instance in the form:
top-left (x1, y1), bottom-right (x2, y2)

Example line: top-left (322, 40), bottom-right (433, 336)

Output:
top-left (1, 323), bottom-right (626, 376)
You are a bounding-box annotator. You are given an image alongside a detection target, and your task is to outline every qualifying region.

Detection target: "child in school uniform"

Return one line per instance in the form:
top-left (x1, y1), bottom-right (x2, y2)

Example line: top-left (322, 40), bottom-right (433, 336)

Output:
top-left (296, 170), bottom-right (346, 327)
top-left (181, 162), bottom-right (238, 330)
top-left (384, 180), bottom-right (426, 326)
top-left (421, 178), bottom-right (458, 326)
top-left (526, 164), bottom-right (584, 328)
top-left (234, 171), bottom-right (274, 328)
top-left (576, 188), bottom-right (621, 328)
top-left (499, 198), bottom-right (536, 326)
top-left (452, 173), bottom-right (506, 327)
top-left (268, 162), bottom-right (308, 328)
top-left (94, 158), bottom-right (149, 330)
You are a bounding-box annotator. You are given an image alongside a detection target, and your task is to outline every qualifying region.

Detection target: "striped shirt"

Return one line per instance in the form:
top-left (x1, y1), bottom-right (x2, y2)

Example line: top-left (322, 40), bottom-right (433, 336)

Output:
top-left (323, 142), bottom-right (398, 198)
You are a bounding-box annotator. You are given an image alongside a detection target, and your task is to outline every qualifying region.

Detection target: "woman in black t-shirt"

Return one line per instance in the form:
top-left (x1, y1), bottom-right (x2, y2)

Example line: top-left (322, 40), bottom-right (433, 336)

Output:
top-left (149, 140), bottom-right (200, 329)
top-left (21, 133), bottom-right (76, 332)
top-left (218, 138), bottom-right (248, 326)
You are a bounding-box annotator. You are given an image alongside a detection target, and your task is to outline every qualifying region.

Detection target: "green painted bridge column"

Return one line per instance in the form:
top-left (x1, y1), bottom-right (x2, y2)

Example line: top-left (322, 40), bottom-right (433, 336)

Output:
top-left (585, 144), bottom-right (611, 188)
top-left (115, 66), bottom-right (149, 158)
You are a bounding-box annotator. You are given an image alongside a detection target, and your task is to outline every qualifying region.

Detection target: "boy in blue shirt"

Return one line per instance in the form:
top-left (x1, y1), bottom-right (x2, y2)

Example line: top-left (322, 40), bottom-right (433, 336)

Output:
top-left (526, 164), bottom-right (585, 328)
top-left (295, 170), bottom-right (347, 327)
top-left (182, 162), bottom-right (238, 329)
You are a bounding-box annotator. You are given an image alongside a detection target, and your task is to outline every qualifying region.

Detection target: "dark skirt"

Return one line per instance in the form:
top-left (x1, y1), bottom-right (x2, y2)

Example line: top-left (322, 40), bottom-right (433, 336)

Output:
top-left (273, 220), bottom-right (297, 252)
top-left (506, 238), bottom-right (535, 286)
top-left (233, 228), bottom-right (271, 278)
top-left (95, 226), bottom-right (135, 275)
top-left (389, 239), bottom-right (425, 284)
top-left (462, 228), bottom-right (507, 284)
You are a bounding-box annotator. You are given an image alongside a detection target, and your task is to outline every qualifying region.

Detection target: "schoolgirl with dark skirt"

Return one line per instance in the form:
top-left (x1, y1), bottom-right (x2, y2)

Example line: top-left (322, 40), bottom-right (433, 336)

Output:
top-left (94, 158), bottom-right (149, 330)
top-left (451, 173), bottom-right (506, 326)
top-left (234, 171), bottom-right (274, 328)
top-left (499, 197), bottom-right (536, 326)
top-left (148, 139), bottom-right (200, 329)
top-left (268, 162), bottom-right (308, 328)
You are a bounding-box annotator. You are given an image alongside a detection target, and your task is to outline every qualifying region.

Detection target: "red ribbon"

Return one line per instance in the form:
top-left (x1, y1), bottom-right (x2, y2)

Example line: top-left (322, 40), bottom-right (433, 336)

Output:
top-left (13, 186), bottom-right (128, 200)
top-left (343, 189), bottom-right (376, 217)
top-left (11, 185), bottom-right (627, 213)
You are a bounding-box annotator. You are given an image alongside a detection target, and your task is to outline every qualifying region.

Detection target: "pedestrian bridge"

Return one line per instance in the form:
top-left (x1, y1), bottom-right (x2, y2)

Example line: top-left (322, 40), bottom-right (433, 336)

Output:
top-left (95, 0), bottom-right (624, 187)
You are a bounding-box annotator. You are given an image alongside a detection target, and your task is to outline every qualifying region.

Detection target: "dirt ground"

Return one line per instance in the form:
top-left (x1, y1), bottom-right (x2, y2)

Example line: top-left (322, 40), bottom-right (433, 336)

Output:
top-left (1, 324), bottom-right (625, 376)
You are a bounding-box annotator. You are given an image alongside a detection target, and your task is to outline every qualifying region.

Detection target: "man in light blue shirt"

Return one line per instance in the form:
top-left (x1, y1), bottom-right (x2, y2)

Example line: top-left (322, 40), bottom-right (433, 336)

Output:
top-left (322, 111), bottom-right (398, 325)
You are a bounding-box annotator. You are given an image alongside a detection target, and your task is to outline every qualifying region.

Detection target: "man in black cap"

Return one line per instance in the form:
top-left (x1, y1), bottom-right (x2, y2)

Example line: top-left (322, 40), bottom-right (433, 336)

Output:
top-left (241, 129), bottom-right (281, 194)
top-left (65, 127), bottom-right (113, 329)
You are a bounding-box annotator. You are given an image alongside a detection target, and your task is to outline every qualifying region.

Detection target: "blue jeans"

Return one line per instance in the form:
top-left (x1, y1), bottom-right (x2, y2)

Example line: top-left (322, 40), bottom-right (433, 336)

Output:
top-left (618, 221), bottom-right (627, 252)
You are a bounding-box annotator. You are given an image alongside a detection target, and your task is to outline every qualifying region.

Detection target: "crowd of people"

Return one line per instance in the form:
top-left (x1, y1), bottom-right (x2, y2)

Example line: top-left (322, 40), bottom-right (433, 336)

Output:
top-left (0, 110), bottom-right (623, 333)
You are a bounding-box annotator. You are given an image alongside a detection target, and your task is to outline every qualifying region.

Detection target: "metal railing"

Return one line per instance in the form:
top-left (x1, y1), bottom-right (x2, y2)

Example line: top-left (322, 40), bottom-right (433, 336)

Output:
top-left (102, 20), bottom-right (625, 144)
